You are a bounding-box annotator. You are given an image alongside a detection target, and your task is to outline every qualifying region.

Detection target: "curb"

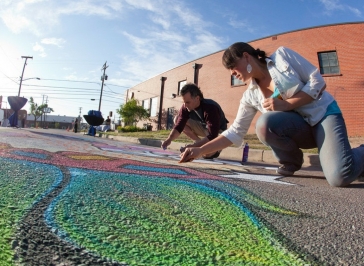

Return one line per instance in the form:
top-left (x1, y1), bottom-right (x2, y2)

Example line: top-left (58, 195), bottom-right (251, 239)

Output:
top-left (97, 133), bottom-right (321, 167)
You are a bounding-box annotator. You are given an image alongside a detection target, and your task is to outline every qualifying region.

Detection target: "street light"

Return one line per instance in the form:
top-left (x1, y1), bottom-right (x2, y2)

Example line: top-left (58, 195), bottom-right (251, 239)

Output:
top-left (22, 77), bottom-right (40, 82)
top-left (18, 77), bottom-right (40, 98)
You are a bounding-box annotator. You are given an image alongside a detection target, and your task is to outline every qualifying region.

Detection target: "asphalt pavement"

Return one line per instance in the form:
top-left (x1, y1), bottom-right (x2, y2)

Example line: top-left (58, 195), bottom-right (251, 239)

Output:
top-left (0, 127), bottom-right (363, 265)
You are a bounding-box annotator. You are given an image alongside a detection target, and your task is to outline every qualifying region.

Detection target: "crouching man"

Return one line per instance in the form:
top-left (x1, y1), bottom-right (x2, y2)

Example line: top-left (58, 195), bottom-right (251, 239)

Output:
top-left (161, 83), bottom-right (228, 159)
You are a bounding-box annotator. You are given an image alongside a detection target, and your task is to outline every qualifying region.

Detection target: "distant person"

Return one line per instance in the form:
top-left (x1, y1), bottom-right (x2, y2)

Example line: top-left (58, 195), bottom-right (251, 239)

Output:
top-left (179, 42), bottom-right (364, 187)
top-left (161, 83), bottom-right (228, 159)
top-left (105, 116), bottom-right (111, 125)
top-left (73, 118), bottom-right (78, 133)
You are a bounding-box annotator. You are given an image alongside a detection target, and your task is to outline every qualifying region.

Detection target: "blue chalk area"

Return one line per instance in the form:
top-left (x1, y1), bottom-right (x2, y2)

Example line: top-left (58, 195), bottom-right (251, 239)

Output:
top-left (123, 164), bottom-right (188, 175)
top-left (44, 176), bottom-right (76, 244)
top-left (13, 150), bottom-right (48, 160)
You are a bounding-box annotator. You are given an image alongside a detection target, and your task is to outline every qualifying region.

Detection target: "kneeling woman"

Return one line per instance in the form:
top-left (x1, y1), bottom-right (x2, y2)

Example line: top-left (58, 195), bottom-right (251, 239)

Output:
top-left (179, 42), bottom-right (364, 187)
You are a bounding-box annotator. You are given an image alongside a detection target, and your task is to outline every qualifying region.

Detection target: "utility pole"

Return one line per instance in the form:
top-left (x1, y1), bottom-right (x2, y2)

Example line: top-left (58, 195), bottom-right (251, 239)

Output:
top-left (18, 56), bottom-right (33, 97)
top-left (99, 61), bottom-right (108, 111)
top-left (42, 95), bottom-right (48, 128)
top-left (78, 107), bottom-right (82, 127)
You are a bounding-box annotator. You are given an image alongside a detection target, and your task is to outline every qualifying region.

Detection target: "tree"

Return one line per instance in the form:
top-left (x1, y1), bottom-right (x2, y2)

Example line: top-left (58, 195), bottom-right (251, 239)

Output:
top-left (29, 97), bottom-right (54, 127)
top-left (116, 99), bottom-right (150, 126)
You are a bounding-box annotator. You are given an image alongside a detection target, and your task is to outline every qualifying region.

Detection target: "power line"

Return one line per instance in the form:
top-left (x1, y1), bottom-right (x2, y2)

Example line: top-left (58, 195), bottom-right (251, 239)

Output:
top-left (0, 71), bottom-right (19, 85)
top-left (0, 91), bottom-right (124, 101)
top-left (1, 76), bottom-right (131, 90)
top-left (37, 78), bottom-right (130, 88)
top-left (21, 84), bottom-right (123, 93)
top-left (40, 78), bottom-right (102, 84)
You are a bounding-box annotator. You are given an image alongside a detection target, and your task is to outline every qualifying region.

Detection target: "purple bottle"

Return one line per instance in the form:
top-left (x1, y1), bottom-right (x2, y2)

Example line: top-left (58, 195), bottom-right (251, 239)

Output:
top-left (241, 143), bottom-right (249, 164)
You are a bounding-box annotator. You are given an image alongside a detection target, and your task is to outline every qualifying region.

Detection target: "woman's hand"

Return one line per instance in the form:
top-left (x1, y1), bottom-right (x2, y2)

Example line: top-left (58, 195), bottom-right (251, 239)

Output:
top-left (262, 98), bottom-right (289, 111)
top-left (263, 91), bottom-right (314, 111)
top-left (179, 147), bottom-right (203, 163)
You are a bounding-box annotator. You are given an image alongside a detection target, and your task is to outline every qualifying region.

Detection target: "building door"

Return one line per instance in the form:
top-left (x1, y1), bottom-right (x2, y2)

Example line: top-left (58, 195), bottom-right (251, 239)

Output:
top-left (167, 107), bottom-right (174, 129)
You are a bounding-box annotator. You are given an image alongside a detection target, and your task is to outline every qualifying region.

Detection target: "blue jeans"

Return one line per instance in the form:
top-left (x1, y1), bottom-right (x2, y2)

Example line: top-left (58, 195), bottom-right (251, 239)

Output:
top-left (256, 111), bottom-right (364, 187)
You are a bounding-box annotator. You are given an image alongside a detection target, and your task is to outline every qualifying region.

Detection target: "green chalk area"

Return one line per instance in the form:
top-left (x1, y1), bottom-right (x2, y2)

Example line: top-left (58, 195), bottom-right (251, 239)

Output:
top-left (51, 168), bottom-right (308, 265)
top-left (0, 158), bottom-right (62, 265)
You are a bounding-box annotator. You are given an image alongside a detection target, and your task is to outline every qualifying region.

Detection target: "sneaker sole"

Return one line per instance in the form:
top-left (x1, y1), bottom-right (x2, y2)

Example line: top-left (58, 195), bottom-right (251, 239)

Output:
top-left (276, 168), bottom-right (295, 176)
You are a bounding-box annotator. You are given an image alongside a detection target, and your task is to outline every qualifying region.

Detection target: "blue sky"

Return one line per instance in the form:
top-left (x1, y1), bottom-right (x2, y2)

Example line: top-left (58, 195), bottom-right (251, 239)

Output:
top-left (0, 0), bottom-right (363, 120)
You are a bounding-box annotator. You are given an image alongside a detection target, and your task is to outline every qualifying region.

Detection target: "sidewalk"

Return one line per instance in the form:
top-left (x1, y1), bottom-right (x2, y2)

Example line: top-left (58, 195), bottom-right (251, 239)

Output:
top-left (97, 133), bottom-right (321, 167)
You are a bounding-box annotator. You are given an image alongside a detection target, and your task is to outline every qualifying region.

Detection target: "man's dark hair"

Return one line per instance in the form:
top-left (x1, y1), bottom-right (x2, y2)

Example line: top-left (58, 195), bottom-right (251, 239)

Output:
top-left (180, 83), bottom-right (204, 100)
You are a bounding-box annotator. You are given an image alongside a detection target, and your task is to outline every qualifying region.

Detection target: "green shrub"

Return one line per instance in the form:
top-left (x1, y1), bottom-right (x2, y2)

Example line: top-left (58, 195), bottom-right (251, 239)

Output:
top-left (117, 125), bottom-right (145, 132)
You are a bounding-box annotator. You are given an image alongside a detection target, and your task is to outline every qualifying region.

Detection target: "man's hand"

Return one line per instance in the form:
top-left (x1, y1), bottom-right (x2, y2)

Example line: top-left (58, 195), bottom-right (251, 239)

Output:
top-left (179, 147), bottom-right (202, 163)
top-left (161, 139), bottom-right (171, 150)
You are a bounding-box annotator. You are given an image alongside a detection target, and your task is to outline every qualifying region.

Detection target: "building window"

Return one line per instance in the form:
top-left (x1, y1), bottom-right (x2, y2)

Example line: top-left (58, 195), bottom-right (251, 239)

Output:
top-left (231, 75), bottom-right (245, 86)
top-left (318, 51), bottom-right (340, 74)
top-left (150, 97), bottom-right (158, 117)
top-left (178, 80), bottom-right (187, 95)
top-left (142, 99), bottom-right (150, 116)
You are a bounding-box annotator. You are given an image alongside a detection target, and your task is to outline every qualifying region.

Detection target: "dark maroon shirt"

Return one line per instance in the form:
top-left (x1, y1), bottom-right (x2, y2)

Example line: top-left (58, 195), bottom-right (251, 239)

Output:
top-left (173, 99), bottom-right (227, 141)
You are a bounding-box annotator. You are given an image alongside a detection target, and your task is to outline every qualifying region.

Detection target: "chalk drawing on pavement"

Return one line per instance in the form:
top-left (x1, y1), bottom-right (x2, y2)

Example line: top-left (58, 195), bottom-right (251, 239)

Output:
top-left (0, 142), bottom-right (314, 265)
top-left (222, 172), bottom-right (294, 185)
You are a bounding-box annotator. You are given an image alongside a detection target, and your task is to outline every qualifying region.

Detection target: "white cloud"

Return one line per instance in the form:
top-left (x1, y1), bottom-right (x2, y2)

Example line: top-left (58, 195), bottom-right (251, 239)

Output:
top-left (122, 32), bottom-right (154, 57)
top-left (347, 6), bottom-right (362, 16)
top-left (119, 0), bottom-right (224, 78)
top-left (64, 73), bottom-right (80, 80)
top-left (121, 54), bottom-right (177, 83)
top-left (1, 12), bottom-right (34, 34)
top-left (33, 42), bottom-right (47, 57)
top-left (0, 0), bottom-right (125, 36)
top-left (187, 33), bottom-right (223, 58)
top-left (1, 0), bottom-right (224, 88)
top-left (228, 16), bottom-right (257, 34)
top-left (319, 0), bottom-right (362, 17)
top-left (0, 0), bottom-right (57, 35)
top-left (41, 38), bottom-right (66, 48)
top-left (171, 4), bottom-right (204, 30)
top-left (58, 1), bottom-right (114, 17)
top-left (123, 0), bottom-right (157, 12)
top-left (106, 0), bottom-right (123, 12)
top-left (149, 31), bottom-right (188, 47)
top-left (150, 16), bottom-right (170, 30)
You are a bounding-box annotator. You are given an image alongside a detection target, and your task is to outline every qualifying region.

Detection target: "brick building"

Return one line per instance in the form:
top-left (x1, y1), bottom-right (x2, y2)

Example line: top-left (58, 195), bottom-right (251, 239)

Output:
top-left (127, 22), bottom-right (364, 137)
